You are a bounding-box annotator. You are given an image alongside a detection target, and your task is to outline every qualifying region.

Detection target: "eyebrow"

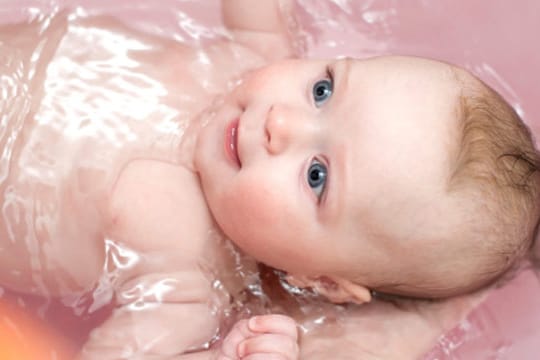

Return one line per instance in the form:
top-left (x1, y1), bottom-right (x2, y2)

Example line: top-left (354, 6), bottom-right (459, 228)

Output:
top-left (330, 58), bottom-right (352, 109)
top-left (323, 143), bottom-right (347, 224)
top-left (321, 59), bottom-right (351, 223)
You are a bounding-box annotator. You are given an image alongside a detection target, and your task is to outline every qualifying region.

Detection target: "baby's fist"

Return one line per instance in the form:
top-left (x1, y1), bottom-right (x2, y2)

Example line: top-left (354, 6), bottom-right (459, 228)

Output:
top-left (218, 314), bottom-right (299, 360)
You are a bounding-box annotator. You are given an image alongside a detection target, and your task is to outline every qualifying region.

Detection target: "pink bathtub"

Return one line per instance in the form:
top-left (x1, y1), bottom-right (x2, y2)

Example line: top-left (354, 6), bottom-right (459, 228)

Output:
top-left (1, 1), bottom-right (539, 358)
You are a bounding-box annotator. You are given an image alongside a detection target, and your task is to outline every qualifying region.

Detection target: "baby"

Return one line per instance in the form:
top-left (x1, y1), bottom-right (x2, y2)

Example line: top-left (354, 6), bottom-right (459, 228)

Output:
top-left (212, 50), bottom-right (540, 359)
top-left (1, 1), bottom-right (539, 359)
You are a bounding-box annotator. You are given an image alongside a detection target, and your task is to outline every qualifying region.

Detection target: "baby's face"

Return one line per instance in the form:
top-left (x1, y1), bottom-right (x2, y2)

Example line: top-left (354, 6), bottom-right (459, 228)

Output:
top-left (195, 56), bottom-right (466, 293)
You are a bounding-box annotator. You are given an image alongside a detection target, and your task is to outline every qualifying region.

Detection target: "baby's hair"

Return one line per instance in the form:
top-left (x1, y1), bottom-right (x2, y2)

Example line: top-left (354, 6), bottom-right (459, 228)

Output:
top-left (449, 75), bottom-right (540, 281)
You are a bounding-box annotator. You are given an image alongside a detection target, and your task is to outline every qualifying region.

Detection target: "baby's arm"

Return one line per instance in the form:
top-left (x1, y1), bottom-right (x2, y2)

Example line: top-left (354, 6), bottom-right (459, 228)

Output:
top-left (80, 272), bottom-right (218, 360)
top-left (222, 0), bottom-right (296, 60)
top-left (79, 160), bottom-right (220, 359)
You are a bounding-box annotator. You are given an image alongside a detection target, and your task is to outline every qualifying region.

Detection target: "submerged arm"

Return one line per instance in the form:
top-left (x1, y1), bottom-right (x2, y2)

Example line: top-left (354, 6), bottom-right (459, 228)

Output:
top-left (79, 272), bottom-right (219, 360)
top-left (221, 0), bottom-right (297, 60)
top-left (79, 160), bottom-right (222, 359)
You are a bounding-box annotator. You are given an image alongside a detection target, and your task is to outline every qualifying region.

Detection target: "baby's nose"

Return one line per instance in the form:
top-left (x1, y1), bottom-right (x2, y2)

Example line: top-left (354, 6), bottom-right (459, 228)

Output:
top-left (264, 104), bottom-right (313, 155)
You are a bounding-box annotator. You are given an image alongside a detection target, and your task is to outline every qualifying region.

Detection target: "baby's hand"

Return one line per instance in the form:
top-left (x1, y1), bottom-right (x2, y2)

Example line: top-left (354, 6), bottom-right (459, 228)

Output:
top-left (218, 314), bottom-right (299, 360)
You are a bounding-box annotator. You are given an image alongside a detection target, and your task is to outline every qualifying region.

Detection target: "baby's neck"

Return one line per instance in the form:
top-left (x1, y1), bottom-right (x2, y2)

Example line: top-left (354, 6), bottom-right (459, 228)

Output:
top-left (176, 119), bottom-right (201, 172)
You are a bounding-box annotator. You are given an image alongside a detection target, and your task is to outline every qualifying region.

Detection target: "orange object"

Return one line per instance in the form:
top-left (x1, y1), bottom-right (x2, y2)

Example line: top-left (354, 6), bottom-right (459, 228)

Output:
top-left (0, 298), bottom-right (75, 360)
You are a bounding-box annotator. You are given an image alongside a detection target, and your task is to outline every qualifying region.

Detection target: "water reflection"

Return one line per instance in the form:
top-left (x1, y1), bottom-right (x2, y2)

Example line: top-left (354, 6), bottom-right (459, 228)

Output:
top-left (0, 1), bottom-right (538, 359)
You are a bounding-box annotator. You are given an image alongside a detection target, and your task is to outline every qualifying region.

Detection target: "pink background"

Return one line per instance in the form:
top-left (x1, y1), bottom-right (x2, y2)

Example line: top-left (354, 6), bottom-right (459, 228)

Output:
top-left (1, 0), bottom-right (539, 358)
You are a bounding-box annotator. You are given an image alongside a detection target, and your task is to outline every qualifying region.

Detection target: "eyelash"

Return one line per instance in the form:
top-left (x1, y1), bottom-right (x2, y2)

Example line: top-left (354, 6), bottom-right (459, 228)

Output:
top-left (326, 65), bottom-right (334, 83)
top-left (307, 156), bottom-right (329, 204)
top-left (305, 65), bottom-right (334, 205)
top-left (311, 65), bottom-right (335, 108)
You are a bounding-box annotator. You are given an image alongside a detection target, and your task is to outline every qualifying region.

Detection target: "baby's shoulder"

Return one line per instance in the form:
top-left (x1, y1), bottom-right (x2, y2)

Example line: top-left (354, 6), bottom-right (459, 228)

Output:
top-left (106, 159), bottom-right (215, 258)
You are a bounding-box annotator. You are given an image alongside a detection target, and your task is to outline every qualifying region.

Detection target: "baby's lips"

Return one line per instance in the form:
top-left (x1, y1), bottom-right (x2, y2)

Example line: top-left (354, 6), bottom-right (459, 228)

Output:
top-left (225, 118), bottom-right (241, 168)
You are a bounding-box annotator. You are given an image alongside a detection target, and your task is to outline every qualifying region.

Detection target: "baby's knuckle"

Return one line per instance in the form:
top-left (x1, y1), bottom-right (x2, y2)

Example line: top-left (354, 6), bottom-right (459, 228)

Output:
top-left (275, 337), bottom-right (298, 359)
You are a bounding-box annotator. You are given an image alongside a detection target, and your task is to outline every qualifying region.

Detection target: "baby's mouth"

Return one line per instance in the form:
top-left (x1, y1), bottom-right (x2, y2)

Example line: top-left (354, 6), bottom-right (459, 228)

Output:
top-left (225, 118), bottom-right (241, 168)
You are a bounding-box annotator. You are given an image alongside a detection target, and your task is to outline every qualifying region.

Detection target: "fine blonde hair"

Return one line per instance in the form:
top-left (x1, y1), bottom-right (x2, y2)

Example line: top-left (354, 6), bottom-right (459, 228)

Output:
top-left (450, 77), bottom-right (540, 280)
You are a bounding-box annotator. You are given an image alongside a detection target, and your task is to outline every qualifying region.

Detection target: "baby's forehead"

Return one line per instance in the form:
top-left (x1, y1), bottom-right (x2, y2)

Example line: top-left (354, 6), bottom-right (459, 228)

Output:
top-left (334, 57), bottom-right (464, 235)
top-left (345, 60), bottom-right (461, 158)
top-left (350, 55), bottom-right (459, 78)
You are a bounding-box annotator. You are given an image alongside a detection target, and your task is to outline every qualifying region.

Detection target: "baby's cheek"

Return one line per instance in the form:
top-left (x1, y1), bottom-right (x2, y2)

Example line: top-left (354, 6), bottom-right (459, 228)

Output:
top-left (220, 182), bottom-right (285, 253)
top-left (239, 62), bottom-right (294, 102)
top-left (224, 182), bottom-right (278, 231)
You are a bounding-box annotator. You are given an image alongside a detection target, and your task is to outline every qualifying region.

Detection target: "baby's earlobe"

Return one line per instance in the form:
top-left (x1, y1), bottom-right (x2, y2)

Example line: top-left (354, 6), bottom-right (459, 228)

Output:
top-left (331, 277), bottom-right (372, 304)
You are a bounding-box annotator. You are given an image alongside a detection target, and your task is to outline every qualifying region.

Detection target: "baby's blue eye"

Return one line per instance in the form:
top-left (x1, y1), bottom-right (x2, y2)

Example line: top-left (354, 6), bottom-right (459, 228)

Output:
top-left (312, 78), bottom-right (333, 107)
top-left (307, 159), bottom-right (327, 200)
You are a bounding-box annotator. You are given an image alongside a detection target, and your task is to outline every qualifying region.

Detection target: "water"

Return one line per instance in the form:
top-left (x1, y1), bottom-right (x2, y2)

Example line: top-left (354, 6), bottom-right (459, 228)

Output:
top-left (0, 1), bottom-right (539, 359)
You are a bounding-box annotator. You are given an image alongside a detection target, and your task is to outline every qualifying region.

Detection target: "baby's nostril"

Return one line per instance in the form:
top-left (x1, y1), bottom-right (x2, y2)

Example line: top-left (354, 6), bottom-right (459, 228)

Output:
top-left (265, 127), bottom-right (271, 145)
top-left (265, 105), bottom-right (275, 150)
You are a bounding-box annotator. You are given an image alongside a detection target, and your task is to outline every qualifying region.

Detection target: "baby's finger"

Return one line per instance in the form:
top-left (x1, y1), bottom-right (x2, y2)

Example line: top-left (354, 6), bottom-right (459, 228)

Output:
top-left (248, 315), bottom-right (298, 339)
top-left (220, 319), bottom-right (255, 358)
top-left (239, 333), bottom-right (299, 360)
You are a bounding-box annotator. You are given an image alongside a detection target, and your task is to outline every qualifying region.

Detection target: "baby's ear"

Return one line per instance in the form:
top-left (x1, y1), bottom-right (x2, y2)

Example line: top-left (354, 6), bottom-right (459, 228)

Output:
top-left (286, 274), bottom-right (371, 305)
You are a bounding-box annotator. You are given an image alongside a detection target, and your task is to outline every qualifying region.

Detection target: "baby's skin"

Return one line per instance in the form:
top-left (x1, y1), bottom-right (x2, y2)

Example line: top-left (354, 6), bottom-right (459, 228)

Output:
top-left (0, 1), bottom-right (300, 358)
top-left (0, 1), bottom-right (506, 359)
